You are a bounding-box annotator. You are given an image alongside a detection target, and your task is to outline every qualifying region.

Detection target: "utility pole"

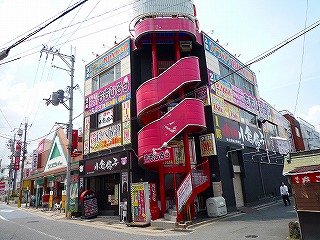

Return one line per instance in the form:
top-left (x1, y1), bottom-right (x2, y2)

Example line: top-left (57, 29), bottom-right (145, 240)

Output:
top-left (6, 137), bottom-right (15, 204)
top-left (42, 46), bottom-right (75, 215)
top-left (18, 122), bottom-right (28, 207)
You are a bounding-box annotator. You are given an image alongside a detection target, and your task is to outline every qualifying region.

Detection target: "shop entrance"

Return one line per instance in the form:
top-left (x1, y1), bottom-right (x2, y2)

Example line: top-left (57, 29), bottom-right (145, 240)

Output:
top-left (89, 173), bottom-right (120, 216)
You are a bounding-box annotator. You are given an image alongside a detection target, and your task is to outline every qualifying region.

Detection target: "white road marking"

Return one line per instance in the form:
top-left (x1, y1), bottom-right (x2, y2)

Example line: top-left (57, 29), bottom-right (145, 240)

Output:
top-left (0, 216), bottom-right (65, 240)
top-left (0, 209), bottom-right (14, 212)
top-left (0, 215), bottom-right (8, 221)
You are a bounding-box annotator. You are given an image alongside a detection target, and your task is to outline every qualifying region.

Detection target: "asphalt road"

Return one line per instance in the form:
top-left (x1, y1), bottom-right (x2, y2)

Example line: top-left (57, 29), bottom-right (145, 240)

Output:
top-left (0, 201), bottom-right (297, 240)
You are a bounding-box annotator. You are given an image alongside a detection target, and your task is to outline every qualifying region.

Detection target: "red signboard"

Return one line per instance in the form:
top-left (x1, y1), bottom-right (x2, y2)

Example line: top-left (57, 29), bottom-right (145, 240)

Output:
top-left (291, 172), bottom-right (320, 184)
top-left (14, 141), bottom-right (22, 170)
top-left (0, 182), bottom-right (5, 195)
top-left (143, 148), bottom-right (173, 165)
top-left (71, 130), bottom-right (78, 157)
top-left (38, 139), bottom-right (45, 153)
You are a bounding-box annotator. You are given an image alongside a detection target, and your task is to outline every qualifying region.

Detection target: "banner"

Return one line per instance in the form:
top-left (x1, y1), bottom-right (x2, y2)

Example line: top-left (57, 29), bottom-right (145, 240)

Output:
top-left (177, 174), bottom-right (192, 212)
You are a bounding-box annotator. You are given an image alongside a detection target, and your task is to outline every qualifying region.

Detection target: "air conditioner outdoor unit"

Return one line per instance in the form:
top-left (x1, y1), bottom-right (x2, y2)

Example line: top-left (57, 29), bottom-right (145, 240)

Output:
top-left (180, 41), bottom-right (192, 52)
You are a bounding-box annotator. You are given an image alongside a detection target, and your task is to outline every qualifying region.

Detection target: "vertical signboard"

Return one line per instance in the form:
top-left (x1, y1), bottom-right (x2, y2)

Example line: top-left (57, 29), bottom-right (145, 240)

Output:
top-left (80, 190), bottom-right (99, 219)
top-left (122, 100), bottom-right (131, 145)
top-left (71, 130), bottom-right (78, 157)
top-left (0, 182), bottom-right (6, 195)
top-left (131, 182), bottom-right (151, 224)
top-left (32, 149), bottom-right (38, 170)
top-left (199, 133), bottom-right (217, 157)
top-left (14, 141), bottom-right (22, 170)
top-left (83, 117), bottom-right (90, 155)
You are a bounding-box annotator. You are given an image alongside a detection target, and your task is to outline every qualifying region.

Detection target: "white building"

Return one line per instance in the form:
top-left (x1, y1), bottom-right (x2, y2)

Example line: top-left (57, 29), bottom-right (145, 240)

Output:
top-left (298, 117), bottom-right (320, 150)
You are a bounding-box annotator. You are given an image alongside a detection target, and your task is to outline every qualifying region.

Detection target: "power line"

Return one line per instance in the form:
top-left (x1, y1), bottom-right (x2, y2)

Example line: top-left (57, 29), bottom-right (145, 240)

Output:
top-left (0, 108), bottom-right (12, 131)
top-left (294, 0), bottom-right (309, 115)
top-left (0, 0), bottom-right (89, 61)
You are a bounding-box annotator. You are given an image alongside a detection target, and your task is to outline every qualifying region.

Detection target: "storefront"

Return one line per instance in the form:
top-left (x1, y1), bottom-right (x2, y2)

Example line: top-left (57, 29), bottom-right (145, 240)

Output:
top-left (81, 151), bottom-right (130, 216)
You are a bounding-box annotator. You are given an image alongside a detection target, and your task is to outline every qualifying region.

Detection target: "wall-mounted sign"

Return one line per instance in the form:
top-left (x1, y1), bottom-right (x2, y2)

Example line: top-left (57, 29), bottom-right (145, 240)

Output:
top-left (0, 182), bottom-right (6, 195)
top-left (85, 154), bottom-right (121, 176)
top-left (71, 130), bottom-right (79, 157)
top-left (199, 133), bottom-right (217, 157)
top-left (90, 122), bottom-right (122, 153)
top-left (143, 148), bottom-right (173, 165)
top-left (195, 86), bottom-right (210, 106)
top-left (83, 117), bottom-right (90, 155)
top-left (98, 108), bottom-right (113, 128)
top-left (80, 190), bottom-right (98, 219)
top-left (32, 149), bottom-right (38, 170)
top-left (209, 70), bottom-right (258, 115)
top-left (214, 114), bottom-right (265, 149)
top-left (165, 139), bottom-right (197, 165)
top-left (85, 38), bottom-right (130, 81)
top-left (122, 100), bottom-right (131, 145)
top-left (131, 182), bottom-right (151, 224)
top-left (203, 34), bottom-right (257, 85)
top-left (38, 139), bottom-right (45, 153)
top-left (44, 135), bottom-right (67, 172)
top-left (14, 141), bottom-right (22, 170)
top-left (291, 172), bottom-right (320, 184)
top-left (84, 74), bottom-right (131, 116)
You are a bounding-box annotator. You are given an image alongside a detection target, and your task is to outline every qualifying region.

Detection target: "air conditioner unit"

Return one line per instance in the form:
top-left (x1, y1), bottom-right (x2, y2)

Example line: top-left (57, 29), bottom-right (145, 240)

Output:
top-left (180, 41), bottom-right (192, 52)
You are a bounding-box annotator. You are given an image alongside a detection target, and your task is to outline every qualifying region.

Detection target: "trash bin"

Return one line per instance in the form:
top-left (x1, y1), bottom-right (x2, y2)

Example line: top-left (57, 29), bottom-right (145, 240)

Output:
top-left (206, 197), bottom-right (227, 217)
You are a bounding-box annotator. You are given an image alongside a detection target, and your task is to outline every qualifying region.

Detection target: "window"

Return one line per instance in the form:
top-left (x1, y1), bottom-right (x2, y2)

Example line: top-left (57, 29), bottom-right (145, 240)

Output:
top-left (295, 127), bottom-right (301, 137)
top-left (92, 63), bottom-right (122, 91)
top-left (100, 68), bottom-right (115, 88)
top-left (92, 76), bottom-right (99, 92)
top-left (265, 122), bottom-right (278, 136)
top-left (219, 63), bottom-right (256, 96)
top-left (240, 109), bottom-right (257, 126)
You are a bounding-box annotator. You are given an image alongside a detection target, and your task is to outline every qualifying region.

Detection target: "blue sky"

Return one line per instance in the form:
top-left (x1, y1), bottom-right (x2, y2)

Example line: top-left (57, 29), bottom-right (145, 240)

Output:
top-left (0, 0), bottom-right (319, 167)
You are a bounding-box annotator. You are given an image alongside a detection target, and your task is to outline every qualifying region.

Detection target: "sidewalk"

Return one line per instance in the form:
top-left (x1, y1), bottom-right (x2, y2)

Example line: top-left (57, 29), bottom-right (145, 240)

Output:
top-left (1, 200), bottom-right (284, 234)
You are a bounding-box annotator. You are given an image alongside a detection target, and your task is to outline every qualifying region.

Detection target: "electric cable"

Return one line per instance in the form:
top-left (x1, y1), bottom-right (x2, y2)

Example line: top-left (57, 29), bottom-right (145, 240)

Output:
top-left (294, 0), bottom-right (309, 115)
top-left (0, 0), bottom-right (88, 59)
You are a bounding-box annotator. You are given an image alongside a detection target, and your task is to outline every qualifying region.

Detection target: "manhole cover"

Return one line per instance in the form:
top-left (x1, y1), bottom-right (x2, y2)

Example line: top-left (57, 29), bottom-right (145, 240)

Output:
top-left (245, 235), bottom-right (258, 238)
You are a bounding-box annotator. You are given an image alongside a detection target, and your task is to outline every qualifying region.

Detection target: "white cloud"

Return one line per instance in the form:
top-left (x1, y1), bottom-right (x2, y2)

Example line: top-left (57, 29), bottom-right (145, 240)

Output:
top-left (297, 105), bottom-right (320, 132)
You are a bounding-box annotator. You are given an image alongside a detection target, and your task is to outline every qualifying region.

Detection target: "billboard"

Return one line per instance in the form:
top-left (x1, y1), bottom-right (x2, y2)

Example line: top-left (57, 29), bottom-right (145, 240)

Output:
top-left (85, 38), bottom-right (130, 80)
top-left (84, 74), bottom-right (131, 116)
top-left (214, 114), bottom-right (265, 149)
top-left (89, 122), bottom-right (122, 153)
top-left (203, 34), bottom-right (257, 85)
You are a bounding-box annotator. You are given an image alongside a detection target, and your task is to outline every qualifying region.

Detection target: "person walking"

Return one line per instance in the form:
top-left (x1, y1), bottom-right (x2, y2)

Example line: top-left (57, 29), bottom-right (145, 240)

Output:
top-left (280, 181), bottom-right (291, 206)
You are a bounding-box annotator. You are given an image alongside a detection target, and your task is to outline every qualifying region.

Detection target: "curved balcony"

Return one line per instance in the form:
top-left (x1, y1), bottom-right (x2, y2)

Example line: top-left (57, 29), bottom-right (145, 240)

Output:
top-left (136, 56), bottom-right (201, 125)
top-left (137, 98), bottom-right (206, 158)
top-left (133, 18), bottom-right (201, 47)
